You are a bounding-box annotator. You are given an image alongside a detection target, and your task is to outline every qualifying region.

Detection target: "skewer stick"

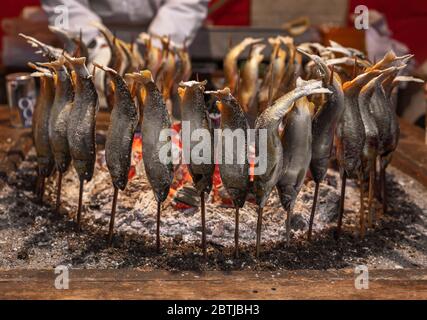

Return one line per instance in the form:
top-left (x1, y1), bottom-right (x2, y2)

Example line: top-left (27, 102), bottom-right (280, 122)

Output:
top-left (200, 192), bottom-right (207, 259)
top-left (108, 186), bottom-right (119, 246)
top-left (286, 207), bottom-right (293, 244)
top-left (368, 167), bottom-right (375, 228)
top-left (38, 176), bottom-right (45, 205)
top-left (255, 207), bottom-right (263, 258)
top-left (55, 171), bottom-right (63, 214)
top-left (307, 182), bottom-right (320, 241)
top-left (359, 177), bottom-right (366, 239)
top-left (234, 206), bottom-right (240, 258)
top-left (380, 161), bottom-right (387, 217)
top-left (76, 179), bottom-right (84, 231)
top-left (336, 171), bottom-right (347, 240)
top-left (156, 201), bottom-right (161, 252)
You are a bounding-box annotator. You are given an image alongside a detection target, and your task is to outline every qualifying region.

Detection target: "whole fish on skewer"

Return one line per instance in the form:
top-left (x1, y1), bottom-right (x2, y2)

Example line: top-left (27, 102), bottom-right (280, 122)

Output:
top-left (258, 38), bottom-right (287, 114)
top-left (335, 69), bottom-right (382, 239)
top-left (131, 70), bottom-right (173, 252)
top-left (156, 36), bottom-right (176, 101)
top-left (279, 36), bottom-right (301, 94)
top-left (224, 37), bottom-right (263, 94)
top-left (297, 49), bottom-right (346, 241)
top-left (254, 79), bottom-right (331, 257)
top-left (179, 80), bottom-right (214, 258)
top-left (239, 44), bottom-right (265, 127)
top-left (138, 33), bottom-right (163, 79)
top-left (29, 63), bottom-right (55, 204)
top-left (276, 96), bottom-right (315, 244)
top-left (93, 23), bottom-right (126, 110)
top-left (20, 33), bottom-right (63, 61)
top-left (48, 26), bottom-right (88, 60)
top-left (205, 87), bottom-right (249, 258)
top-left (372, 63), bottom-right (423, 216)
top-left (64, 55), bottom-right (98, 230)
top-left (94, 63), bottom-right (139, 245)
top-left (38, 56), bottom-right (74, 213)
top-left (357, 67), bottom-right (396, 231)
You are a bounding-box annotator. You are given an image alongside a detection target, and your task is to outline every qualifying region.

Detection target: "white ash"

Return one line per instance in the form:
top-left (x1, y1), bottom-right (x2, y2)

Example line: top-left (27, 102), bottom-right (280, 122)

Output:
top-left (48, 150), bottom-right (359, 247)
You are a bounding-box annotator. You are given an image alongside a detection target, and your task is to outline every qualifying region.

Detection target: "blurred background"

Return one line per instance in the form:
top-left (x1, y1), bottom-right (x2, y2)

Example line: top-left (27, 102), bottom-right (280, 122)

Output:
top-left (0, 0), bottom-right (426, 128)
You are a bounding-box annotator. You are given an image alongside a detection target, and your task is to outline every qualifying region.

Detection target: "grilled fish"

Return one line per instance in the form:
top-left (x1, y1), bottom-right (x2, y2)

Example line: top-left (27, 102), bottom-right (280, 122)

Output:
top-left (179, 80), bottom-right (214, 258)
top-left (39, 56), bottom-right (74, 212)
top-left (132, 70), bottom-right (173, 250)
top-left (239, 44), bottom-right (265, 127)
top-left (258, 38), bottom-right (287, 114)
top-left (29, 64), bottom-right (55, 178)
top-left (254, 79), bottom-right (331, 256)
top-left (224, 37), bottom-right (262, 94)
top-left (276, 96), bottom-right (315, 242)
top-left (205, 87), bottom-right (249, 257)
top-left (94, 64), bottom-right (139, 244)
top-left (65, 55), bottom-right (98, 228)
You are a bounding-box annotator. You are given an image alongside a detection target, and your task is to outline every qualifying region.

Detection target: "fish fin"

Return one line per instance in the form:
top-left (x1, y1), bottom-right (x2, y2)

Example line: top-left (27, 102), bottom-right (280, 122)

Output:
top-left (93, 62), bottom-right (117, 74)
top-left (178, 87), bottom-right (186, 101)
top-left (393, 76), bottom-right (424, 84)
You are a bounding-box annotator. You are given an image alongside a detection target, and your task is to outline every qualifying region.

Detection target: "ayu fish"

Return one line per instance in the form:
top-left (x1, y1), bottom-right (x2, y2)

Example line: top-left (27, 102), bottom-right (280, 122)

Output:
top-left (179, 80), bottom-right (214, 258)
top-left (39, 56), bottom-right (74, 212)
top-left (94, 64), bottom-right (139, 245)
top-left (254, 79), bottom-right (331, 257)
top-left (297, 49), bottom-right (345, 241)
top-left (29, 63), bottom-right (55, 204)
top-left (205, 87), bottom-right (249, 258)
top-left (132, 70), bottom-right (173, 252)
top-left (224, 37), bottom-right (262, 94)
top-left (65, 55), bottom-right (98, 230)
top-left (276, 96), bottom-right (315, 243)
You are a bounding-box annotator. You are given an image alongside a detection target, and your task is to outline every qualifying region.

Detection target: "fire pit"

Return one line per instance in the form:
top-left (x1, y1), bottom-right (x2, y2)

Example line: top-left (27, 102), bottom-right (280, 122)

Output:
top-left (1, 113), bottom-right (426, 272)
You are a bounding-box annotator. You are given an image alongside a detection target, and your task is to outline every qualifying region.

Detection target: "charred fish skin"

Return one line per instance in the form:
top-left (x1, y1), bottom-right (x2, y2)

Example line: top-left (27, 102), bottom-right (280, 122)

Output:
top-left (298, 49), bottom-right (346, 183)
top-left (179, 80), bottom-right (214, 193)
top-left (276, 97), bottom-right (313, 212)
top-left (137, 70), bottom-right (173, 202)
top-left (336, 70), bottom-right (381, 177)
top-left (95, 65), bottom-right (139, 191)
top-left (31, 67), bottom-right (55, 177)
top-left (65, 56), bottom-right (98, 182)
top-left (41, 58), bottom-right (74, 173)
top-left (206, 87), bottom-right (249, 208)
top-left (254, 79), bottom-right (332, 208)
top-left (359, 68), bottom-right (396, 169)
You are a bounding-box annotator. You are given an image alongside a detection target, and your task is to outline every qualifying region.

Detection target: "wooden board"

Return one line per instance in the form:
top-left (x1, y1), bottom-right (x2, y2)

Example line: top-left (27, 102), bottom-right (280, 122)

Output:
top-left (0, 269), bottom-right (426, 300)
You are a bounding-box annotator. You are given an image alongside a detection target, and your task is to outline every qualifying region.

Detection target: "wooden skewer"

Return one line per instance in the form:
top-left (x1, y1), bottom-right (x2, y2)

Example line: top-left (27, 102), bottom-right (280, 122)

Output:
top-left (108, 186), bottom-right (119, 246)
top-left (380, 161), bottom-right (387, 217)
top-left (38, 176), bottom-right (45, 205)
top-left (368, 167), bottom-right (375, 228)
top-left (286, 207), bottom-right (293, 244)
top-left (255, 207), bottom-right (263, 258)
top-left (55, 171), bottom-right (63, 214)
top-left (156, 201), bottom-right (161, 252)
top-left (76, 179), bottom-right (84, 231)
top-left (335, 171), bottom-right (347, 240)
top-left (200, 192), bottom-right (207, 259)
top-left (234, 206), bottom-right (239, 258)
top-left (307, 181), bottom-right (320, 241)
top-left (359, 176), bottom-right (366, 239)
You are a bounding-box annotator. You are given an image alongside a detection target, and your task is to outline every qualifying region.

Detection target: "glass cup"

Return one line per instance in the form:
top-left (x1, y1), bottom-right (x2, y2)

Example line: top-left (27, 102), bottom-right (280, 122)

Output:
top-left (6, 72), bottom-right (36, 128)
